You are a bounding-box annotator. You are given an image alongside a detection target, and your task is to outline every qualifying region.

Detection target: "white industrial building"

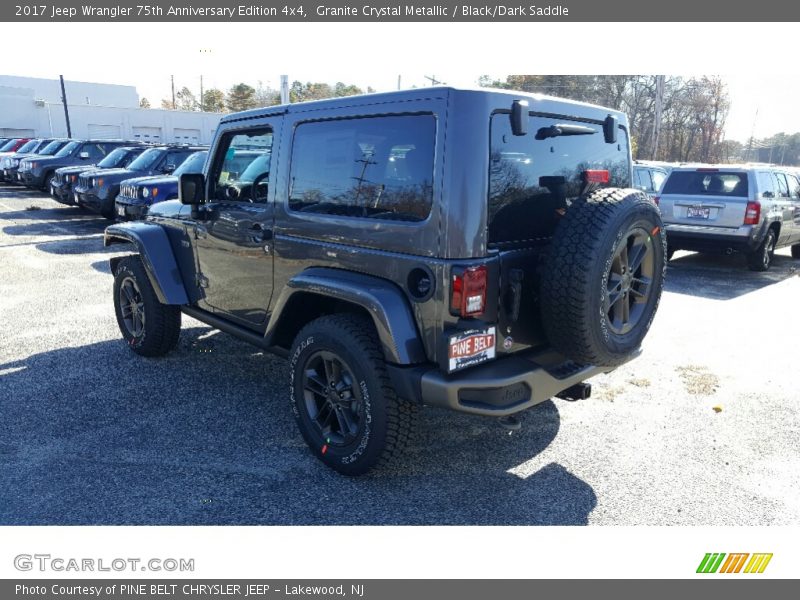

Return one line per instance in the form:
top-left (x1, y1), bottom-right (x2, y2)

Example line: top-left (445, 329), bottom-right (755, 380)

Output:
top-left (0, 75), bottom-right (222, 144)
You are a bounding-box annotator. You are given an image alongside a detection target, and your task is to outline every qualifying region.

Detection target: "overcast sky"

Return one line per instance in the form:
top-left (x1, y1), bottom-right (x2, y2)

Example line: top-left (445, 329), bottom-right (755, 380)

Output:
top-left (5, 22), bottom-right (798, 142)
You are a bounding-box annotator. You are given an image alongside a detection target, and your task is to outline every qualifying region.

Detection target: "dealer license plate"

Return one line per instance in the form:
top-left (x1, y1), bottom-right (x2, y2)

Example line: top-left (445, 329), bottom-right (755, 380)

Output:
top-left (687, 206), bottom-right (710, 219)
top-left (448, 327), bottom-right (496, 373)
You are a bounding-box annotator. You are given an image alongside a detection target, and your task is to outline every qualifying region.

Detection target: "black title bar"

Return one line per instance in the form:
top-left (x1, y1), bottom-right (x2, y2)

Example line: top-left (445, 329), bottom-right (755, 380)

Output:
top-left (2, 1), bottom-right (798, 22)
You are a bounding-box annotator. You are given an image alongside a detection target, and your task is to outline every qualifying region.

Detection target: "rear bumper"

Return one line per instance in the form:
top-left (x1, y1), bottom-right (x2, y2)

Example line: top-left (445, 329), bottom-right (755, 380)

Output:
top-left (665, 223), bottom-right (761, 253)
top-left (388, 348), bottom-right (615, 417)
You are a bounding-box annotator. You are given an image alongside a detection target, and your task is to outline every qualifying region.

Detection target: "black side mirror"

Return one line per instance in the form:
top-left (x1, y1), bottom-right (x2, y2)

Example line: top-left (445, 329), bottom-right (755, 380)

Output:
top-left (179, 173), bottom-right (205, 205)
top-left (603, 115), bottom-right (618, 144)
top-left (162, 163), bottom-right (176, 174)
top-left (511, 100), bottom-right (528, 136)
top-left (79, 151), bottom-right (90, 159)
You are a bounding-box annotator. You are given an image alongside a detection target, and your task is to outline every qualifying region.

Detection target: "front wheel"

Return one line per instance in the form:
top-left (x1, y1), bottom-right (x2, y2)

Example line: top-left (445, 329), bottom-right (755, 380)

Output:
top-left (113, 256), bottom-right (181, 356)
top-left (43, 172), bottom-right (55, 193)
top-left (747, 229), bottom-right (776, 272)
top-left (289, 314), bottom-right (417, 476)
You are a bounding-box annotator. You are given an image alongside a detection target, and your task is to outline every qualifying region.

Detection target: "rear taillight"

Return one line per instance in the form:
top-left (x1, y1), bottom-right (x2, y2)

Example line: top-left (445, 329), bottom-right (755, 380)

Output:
top-left (583, 169), bottom-right (610, 184)
top-left (451, 265), bottom-right (487, 317)
top-left (744, 200), bottom-right (761, 225)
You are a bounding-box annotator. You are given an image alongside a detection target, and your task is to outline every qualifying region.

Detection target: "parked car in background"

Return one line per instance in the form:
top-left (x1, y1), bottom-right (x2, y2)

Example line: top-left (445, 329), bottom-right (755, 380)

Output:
top-left (51, 145), bottom-right (146, 205)
top-left (633, 161), bottom-right (669, 202)
top-left (74, 144), bottom-right (206, 219)
top-left (115, 150), bottom-right (210, 220)
top-left (0, 138), bottom-right (32, 160)
top-left (17, 139), bottom-right (134, 192)
top-left (659, 165), bottom-right (800, 270)
top-left (1, 138), bottom-right (66, 184)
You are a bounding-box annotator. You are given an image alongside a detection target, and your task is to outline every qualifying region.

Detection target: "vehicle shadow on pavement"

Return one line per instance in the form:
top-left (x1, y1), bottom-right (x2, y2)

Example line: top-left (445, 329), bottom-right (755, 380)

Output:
top-left (664, 251), bottom-right (798, 300)
top-left (2, 218), bottom-right (109, 239)
top-left (0, 327), bottom-right (595, 526)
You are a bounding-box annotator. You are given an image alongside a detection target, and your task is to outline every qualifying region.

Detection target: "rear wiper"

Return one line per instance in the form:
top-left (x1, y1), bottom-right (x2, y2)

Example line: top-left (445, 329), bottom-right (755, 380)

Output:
top-left (535, 124), bottom-right (597, 140)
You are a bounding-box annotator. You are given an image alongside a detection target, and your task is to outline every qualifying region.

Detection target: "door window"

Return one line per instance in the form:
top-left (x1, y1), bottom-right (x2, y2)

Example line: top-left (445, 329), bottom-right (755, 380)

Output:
top-left (773, 172), bottom-right (790, 198)
top-left (211, 128), bottom-right (273, 203)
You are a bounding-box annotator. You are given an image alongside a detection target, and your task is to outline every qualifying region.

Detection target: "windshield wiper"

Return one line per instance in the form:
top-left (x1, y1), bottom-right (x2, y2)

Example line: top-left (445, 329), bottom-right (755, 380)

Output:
top-left (535, 124), bottom-right (597, 140)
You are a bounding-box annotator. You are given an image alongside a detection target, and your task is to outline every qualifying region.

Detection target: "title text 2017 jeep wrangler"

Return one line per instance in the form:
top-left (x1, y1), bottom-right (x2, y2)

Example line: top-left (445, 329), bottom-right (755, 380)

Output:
top-left (104, 87), bottom-right (666, 475)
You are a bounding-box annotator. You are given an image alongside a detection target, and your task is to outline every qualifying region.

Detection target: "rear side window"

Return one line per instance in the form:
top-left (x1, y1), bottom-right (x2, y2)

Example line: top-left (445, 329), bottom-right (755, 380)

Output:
top-left (662, 171), bottom-right (749, 197)
top-left (634, 167), bottom-right (653, 192)
top-left (289, 114), bottom-right (435, 222)
top-left (756, 172), bottom-right (775, 197)
top-left (489, 113), bottom-right (630, 246)
top-left (652, 169), bottom-right (667, 191)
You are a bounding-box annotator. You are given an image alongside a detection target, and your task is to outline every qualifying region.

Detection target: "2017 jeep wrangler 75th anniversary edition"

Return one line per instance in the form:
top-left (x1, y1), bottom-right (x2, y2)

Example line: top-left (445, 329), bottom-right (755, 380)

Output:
top-left (104, 87), bottom-right (666, 474)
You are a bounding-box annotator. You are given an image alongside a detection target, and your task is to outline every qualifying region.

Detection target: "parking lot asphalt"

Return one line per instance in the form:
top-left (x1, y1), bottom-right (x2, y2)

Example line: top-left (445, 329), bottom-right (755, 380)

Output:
top-left (1, 184), bottom-right (799, 526)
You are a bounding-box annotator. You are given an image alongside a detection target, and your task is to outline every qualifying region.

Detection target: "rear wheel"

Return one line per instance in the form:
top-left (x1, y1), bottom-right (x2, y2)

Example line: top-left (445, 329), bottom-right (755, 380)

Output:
top-left (540, 188), bottom-right (667, 367)
top-left (289, 314), bottom-right (417, 475)
top-left (747, 229), bottom-right (776, 272)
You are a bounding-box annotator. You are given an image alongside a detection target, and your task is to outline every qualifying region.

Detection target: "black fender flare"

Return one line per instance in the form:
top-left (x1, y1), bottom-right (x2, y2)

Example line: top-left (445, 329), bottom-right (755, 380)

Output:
top-left (104, 222), bottom-right (189, 305)
top-left (266, 267), bottom-right (426, 365)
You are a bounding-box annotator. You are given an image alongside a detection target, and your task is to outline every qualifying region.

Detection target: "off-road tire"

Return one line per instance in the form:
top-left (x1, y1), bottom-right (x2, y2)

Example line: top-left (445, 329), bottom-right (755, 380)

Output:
top-left (113, 255), bottom-right (181, 357)
top-left (289, 314), bottom-right (417, 476)
top-left (43, 172), bottom-right (55, 193)
top-left (747, 228), bottom-right (776, 272)
top-left (540, 188), bottom-right (667, 367)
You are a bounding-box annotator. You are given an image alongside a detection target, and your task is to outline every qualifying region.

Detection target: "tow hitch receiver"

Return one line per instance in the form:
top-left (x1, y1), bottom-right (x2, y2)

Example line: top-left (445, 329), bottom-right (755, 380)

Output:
top-left (556, 382), bottom-right (592, 401)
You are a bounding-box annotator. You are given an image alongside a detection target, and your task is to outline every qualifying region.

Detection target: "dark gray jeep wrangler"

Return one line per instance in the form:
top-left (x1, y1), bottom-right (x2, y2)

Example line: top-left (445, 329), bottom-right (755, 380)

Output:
top-left (105, 87), bottom-right (666, 475)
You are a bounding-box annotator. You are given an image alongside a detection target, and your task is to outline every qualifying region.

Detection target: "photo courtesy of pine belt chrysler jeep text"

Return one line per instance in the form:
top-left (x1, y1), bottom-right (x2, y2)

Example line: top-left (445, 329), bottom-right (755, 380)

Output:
top-left (103, 87), bottom-right (667, 475)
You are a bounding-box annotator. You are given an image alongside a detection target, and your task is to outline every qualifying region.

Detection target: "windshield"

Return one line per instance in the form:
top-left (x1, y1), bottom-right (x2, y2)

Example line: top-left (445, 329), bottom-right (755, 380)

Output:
top-left (97, 147), bottom-right (132, 168)
top-left (39, 140), bottom-right (66, 155)
top-left (0, 140), bottom-right (18, 152)
top-left (128, 148), bottom-right (165, 171)
top-left (173, 151), bottom-right (208, 177)
top-left (16, 140), bottom-right (39, 153)
top-left (239, 153), bottom-right (271, 183)
top-left (55, 141), bottom-right (80, 158)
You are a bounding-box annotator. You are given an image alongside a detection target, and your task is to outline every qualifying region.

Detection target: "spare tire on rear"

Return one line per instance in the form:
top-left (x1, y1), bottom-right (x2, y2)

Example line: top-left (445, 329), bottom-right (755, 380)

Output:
top-left (539, 188), bottom-right (666, 367)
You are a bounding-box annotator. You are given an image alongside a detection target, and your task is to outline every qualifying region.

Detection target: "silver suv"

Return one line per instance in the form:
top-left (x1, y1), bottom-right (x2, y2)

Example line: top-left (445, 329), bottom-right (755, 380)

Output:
top-left (659, 165), bottom-right (800, 270)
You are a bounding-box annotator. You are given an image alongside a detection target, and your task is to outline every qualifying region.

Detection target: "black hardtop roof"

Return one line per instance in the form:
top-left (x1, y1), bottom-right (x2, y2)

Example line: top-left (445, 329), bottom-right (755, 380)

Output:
top-left (220, 86), bottom-right (627, 125)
